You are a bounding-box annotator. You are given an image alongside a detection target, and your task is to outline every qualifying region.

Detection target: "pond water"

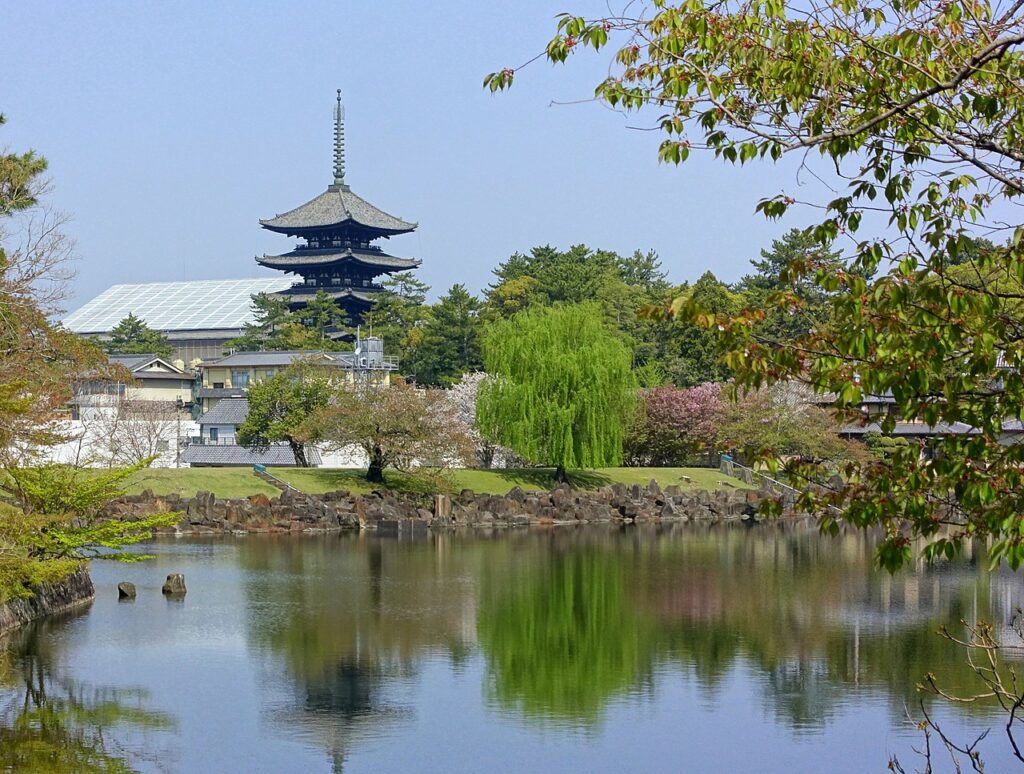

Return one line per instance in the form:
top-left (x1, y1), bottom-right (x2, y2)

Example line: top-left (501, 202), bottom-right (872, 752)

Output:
top-left (2, 524), bottom-right (1023, 773)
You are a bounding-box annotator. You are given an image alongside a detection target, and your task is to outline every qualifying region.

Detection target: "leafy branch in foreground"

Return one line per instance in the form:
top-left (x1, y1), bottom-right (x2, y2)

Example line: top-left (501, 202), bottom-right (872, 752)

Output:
top-left (0, 462), bottom-right (179, 601)
top-left (488, 0), bottom-right (1024, 568)
top-left (0, 115), bottom-right (178, 603)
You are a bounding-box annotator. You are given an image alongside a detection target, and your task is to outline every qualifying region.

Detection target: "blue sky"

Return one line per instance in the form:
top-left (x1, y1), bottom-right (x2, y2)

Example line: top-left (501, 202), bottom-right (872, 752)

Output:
top-left (4, 0), bottom-right (821, 312)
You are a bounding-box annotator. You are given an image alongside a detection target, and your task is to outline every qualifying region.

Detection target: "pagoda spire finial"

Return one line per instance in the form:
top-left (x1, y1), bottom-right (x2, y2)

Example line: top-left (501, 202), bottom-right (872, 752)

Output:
top-left (333, 89), bottom-right (346, 186)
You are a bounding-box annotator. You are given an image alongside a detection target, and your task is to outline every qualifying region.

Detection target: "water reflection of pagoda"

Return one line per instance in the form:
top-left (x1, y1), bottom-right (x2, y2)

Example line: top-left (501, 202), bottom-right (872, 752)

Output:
top-left (257, 90), bottom-right (420, 323)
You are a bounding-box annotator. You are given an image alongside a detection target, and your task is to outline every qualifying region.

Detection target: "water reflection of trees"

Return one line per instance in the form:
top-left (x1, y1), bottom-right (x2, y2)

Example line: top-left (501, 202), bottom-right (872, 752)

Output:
top-left (239, 526), bottom-right (1017, 743)
top-left (477, 525), bottom-right (1015, 729)
top-left (477, 545), bottom-right (657, 726)
top-left (0, 615), bottom-right (174, 773)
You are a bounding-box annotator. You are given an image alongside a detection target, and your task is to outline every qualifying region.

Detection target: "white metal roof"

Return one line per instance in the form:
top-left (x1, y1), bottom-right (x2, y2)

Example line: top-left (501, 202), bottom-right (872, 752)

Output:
top-left (62, 278), bottom-right (294, 334)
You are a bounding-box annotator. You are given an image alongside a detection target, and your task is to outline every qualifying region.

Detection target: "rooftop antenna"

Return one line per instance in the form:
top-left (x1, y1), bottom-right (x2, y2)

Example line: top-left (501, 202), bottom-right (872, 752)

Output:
top-left (333, 89), bottom-right (346, 187)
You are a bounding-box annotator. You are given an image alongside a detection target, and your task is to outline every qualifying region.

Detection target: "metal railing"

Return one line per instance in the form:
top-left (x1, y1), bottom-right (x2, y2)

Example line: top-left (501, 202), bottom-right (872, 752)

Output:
top-left (719, 454), bottom-right (802, 499)
top-left (185, 436), bottom-right (237, 446)
top-left (720, 454), bottom-right (843, 515)
top-left (252, 464), bottom-right (303, 494)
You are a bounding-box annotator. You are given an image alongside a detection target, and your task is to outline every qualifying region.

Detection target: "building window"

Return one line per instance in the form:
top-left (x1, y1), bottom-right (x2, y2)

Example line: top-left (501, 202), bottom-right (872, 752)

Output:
top-left (331, 276), bottom-right (341, 285)
top-left (156, 440), bottom-right (170, 452)
top-left (209, 428), bottom-right (218, 442)
top-left (231, 370), bottom-right (250, 388)
top-left (213, 382), bottom-right (224, 389)
top-left (265, 370), bottom-right (275, 379)
top-left (305, 278), bottom-right (316, 287)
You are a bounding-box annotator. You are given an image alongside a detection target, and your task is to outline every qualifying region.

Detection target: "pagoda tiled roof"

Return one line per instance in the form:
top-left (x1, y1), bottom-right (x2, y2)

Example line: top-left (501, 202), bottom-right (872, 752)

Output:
top-left (256, 247), bottom-right (419, 270)
top-left (260, 184), bottom-right (416, 235)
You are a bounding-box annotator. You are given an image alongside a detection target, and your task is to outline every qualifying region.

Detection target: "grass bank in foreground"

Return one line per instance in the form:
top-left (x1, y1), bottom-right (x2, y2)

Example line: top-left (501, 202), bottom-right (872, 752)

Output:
top-left (121, 466), bottom-right (746, 500)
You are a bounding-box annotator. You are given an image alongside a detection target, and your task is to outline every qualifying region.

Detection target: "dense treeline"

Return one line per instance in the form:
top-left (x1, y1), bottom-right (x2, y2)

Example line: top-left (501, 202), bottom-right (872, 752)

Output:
top-left (220, 229), bottom-right (853, 389)
top-left (217, 230), bottom-right (873, 471)
top-left (99, 229), bottom-right (892, 471)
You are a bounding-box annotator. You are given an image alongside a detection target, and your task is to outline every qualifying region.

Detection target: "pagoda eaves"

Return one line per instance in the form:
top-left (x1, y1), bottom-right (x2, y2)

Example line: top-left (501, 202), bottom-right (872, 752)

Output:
top-left (256, 246), bottom-right (420, 272)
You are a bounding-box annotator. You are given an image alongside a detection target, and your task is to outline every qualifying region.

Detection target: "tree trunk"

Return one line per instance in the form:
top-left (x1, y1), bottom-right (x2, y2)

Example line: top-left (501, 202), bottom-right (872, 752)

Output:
top-left (290, 440), bottom-right (309, 468)
top-left (366, 447), bottom-right (385, 483)
top-left (479, 444), bottom-right (495, 469)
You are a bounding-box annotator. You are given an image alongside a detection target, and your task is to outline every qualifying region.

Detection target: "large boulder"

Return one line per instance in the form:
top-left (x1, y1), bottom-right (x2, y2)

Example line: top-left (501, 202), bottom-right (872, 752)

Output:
top-left (550, 487), bottom-right (574, 509)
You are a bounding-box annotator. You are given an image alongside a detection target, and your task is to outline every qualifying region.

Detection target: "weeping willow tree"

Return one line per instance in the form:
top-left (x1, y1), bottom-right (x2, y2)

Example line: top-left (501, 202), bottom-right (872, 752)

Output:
top-left (477, 303), bottom-right (636, 481)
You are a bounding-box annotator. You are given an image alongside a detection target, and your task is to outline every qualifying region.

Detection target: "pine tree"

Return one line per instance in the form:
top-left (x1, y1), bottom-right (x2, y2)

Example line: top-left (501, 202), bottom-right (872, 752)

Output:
top-left (364, 273), bottom-right (431, 373)
top-left (105, 313), bottom-right (173, 358)
top-left (227, 293), bottom-right (294, 351)
top-left (300, 290), bottom-right (348, 349)
top-left (486, 244), bottom-right (621, 311)
top-left (413, 284), bottom-right (483, 386)
top-left (477, 303), bottom-right (636, 481)
top-left (655, 272), bottom-right (739, 386)
top-left (0, 114), bottom-right (47, 217)
top-left (737, 229), bottom-right (848, 343)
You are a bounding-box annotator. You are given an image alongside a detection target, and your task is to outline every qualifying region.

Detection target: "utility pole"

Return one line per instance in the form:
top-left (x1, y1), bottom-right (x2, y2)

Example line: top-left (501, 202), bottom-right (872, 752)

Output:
top-left (175, 396), bottom-right (183, 468)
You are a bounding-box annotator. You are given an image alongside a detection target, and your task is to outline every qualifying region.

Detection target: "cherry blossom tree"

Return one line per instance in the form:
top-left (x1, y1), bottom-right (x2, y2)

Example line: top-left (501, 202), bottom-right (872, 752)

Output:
top-left (625, 383), bottom-right (725, 466)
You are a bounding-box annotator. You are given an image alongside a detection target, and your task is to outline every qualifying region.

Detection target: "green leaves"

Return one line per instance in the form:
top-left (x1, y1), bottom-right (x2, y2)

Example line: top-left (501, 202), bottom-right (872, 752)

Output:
top-left (486, 0), bottom-right (1024, 569)
top-left (0, 114), bottom-right (48, 216)
top-left (478, 303), bottom-right (637, 469)
top-left (0, 461), bottom-right (180, 603)
top-left (237, 363), bottom-right (334, 466)
top-left (876, 535), bottom-right (913, 573)
top-left (106, 313), bottom-right (173, 358)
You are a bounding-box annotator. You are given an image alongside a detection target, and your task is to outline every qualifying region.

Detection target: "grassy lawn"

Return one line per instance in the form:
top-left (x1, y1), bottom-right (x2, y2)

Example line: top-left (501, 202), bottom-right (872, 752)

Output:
top-left (118, 466), bottom-right (746, 500)
top-left (271, 466), bottom-right (746, 496)
top-left (122, 468), bottom-right (279, 499)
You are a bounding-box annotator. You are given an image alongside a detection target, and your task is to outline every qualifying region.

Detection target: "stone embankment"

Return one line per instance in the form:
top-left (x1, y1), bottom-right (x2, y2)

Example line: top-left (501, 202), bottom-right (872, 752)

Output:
top-left (0, 567), bottom-right (95, 636)
top-left (104, 479), bottom-right (774, 535)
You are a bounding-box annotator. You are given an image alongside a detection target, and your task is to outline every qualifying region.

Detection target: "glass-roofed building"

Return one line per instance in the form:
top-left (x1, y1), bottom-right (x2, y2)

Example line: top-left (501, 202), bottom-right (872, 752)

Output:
top-left (63, 278), bottom-right (293, 362)
top-left (256, 90), bottom-right (420, 323)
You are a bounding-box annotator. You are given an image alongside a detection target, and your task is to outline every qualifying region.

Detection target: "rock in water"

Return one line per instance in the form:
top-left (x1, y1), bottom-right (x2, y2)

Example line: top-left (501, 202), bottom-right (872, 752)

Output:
top-left (162, 574), bottom-right (187, 595)
top-left (117, 582), bottom-right (136, 600)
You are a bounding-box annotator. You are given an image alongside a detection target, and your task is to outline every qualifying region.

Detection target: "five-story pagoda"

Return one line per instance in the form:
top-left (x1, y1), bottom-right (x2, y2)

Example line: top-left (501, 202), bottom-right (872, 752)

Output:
top-left (257, 90), bottom-right (420, 322)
